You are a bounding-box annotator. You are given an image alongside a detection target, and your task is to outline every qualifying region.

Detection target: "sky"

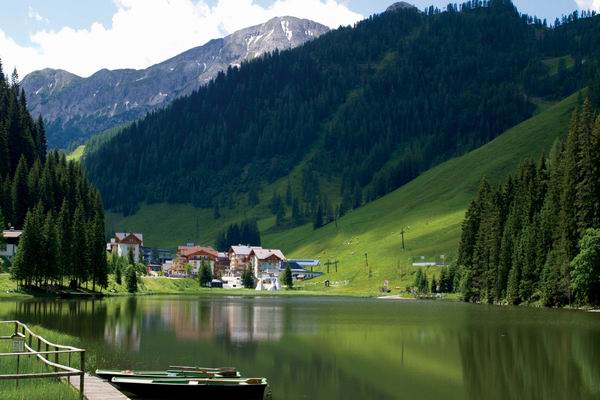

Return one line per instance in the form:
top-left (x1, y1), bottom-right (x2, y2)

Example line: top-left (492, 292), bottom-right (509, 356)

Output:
top-left (0, 0), bottom-right (598, 78)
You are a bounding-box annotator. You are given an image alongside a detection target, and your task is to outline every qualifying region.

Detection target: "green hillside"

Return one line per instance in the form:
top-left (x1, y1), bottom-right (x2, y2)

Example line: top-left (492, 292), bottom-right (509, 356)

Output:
top-left (108, 92), bottom-right (579, 294)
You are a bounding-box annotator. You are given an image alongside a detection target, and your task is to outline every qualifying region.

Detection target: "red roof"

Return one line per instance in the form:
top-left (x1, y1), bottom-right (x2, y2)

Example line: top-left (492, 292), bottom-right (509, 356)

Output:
top-left (178, 246), bottom-right (218, 259)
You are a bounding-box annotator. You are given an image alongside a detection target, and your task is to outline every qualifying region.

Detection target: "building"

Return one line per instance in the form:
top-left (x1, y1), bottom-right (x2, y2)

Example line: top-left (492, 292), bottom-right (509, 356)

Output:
top-left (1, 229), bottom-right (23, 260)
top-left (142, 247), bottom-right (173, 264)
top-left (249, 248), bottom-right (286, 278)
top-left (173, 245), bottom-right (218, 277)
top-left (108, 232), bottom-right (144, 263)
top-left (286, 259), bottom-right (323, 280)
top-left (214, 252), bottom-right (230, 278)
top-left (228, 245), bottom-right (261, 276)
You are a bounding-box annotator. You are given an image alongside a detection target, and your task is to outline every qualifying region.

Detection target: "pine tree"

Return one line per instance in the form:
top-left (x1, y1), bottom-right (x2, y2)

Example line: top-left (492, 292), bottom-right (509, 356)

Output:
top-left (199, 261), bottom-right (213, 287)
top-left (126, 266), bottom-right (138, 293)
top-left (541, 241), bottom-right (570, 307)
top-left (285, 179), bottom-right (293, 206)
top-left (71, 205), bottom-right (89, 287)
top-left (57, 200), bottom-right (71, 285)
top-left (276, 202), bottom-right (286, 226)
top-left (560, 109), bottom-right (582, 259)
top-left (241, 267), bottom-right (254, 288)
top-left (11, 156), bottom-right (30, 228)
top-left (431, 275), bottom-right (438, 293)
top-left (282, 264), bottom-right (293, 289)
top-left (292, 198), bottom-right (302, 225)
top-left (574, 99), bottom-right (597, 234)
top-left (34, 116), bottom-right (47, 163)
top-left (0, 123), bottom-right (9, 177)
top-left (313, 203), bottom-right (323, 230)
top-left (41, 212), bottom-right (59, 285)
top-left (115, 264), bottom-right (122, 285)
top-left (11, 207), bottom-right (43, 286)
top-left (128, 246), bottom-right (135, 266)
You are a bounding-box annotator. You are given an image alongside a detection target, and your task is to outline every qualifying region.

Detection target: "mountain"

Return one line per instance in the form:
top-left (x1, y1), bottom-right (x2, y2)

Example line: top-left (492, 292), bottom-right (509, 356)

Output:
top-left (21, 17), bottom-right (329, 148)
top-left (386, 2), bottom-right (418, 12)
top-left (92, 3), bottom-right (600, 289)
top-left (86, 1), bottom-right (595, 216)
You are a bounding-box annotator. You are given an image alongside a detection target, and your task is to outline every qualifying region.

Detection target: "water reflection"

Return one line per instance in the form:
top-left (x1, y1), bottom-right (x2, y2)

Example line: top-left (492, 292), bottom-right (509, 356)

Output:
top-left (0, 297), bottom-right (598, 400)
top-left (458, 307), bottom-right (600, 400)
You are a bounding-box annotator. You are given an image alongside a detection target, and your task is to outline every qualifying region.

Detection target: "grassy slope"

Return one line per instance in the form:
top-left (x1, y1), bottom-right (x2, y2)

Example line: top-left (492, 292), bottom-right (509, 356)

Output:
top-left (263, 92), bottom-right (579, 294)
top-left (65, 145), bottom-right (85, 162)
top-left (107, 92), bottom-right (578, 294)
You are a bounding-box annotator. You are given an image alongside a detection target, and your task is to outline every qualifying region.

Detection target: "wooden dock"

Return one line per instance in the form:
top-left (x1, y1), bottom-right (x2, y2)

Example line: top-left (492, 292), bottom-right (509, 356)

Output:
top-left (66, 374), bottom-right (130, 400)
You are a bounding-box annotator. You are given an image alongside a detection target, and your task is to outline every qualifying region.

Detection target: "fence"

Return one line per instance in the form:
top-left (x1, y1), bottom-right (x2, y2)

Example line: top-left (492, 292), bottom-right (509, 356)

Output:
top-left (0, 320), bottom-right (85, 400)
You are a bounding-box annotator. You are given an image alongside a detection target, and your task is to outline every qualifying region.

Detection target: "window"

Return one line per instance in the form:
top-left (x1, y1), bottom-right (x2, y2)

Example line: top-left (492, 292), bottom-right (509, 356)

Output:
top-left (0, 244), bottom-right (6, 252)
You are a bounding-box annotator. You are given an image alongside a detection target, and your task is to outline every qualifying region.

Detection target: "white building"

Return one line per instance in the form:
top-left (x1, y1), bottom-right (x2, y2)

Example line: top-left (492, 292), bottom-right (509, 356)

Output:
top-left (1, 229), bottom-right (23, 260)
top-left (108, 232), bottom-right (144, 263)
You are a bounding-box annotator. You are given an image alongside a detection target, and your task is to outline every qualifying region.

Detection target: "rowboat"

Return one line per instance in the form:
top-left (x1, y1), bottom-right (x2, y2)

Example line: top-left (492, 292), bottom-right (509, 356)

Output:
top-left (110, 376), bottom-right (268, 399)
top-left (96, 367), bottom-right (240, 381)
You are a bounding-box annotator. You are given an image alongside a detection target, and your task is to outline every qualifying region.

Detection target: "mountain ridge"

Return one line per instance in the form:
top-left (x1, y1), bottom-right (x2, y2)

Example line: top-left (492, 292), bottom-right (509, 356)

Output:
top-left (22, 16), bottom-right (329, 148)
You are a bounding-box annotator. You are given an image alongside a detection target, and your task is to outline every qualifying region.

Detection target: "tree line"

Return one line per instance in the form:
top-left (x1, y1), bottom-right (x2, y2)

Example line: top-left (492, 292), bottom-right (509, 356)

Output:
top-left (215, 219), bottom-right (261, 252)
top-left (457, 97), bottom-right (600, 306)
top-left (0, 60), bottom-right (107, 291)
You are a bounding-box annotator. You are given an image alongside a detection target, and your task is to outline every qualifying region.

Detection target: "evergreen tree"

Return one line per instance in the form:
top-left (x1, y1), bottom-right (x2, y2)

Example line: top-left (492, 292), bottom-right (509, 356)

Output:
top-left (128, 246), bottom-right (135, 266)
top-left (541, 241), bottom-right (571, 307)
top-left (285, 179), bottom-right (293, 206)
top-left (276, 202), bottom-right (286, 226)
top-left (57, 201), bottom-right (71, 285)
top-left (115, 263), bottom-right (122, 285)
top-left (0, 123), bottom-right (9, 177)
top-left (71, 205), bottom-right (89, 286)
top-left (41, 212), bottom-right (59, 285)
top-left (199, 261), bottom-right (213, 287)
top-left (126, 266), bottom-right (138, 293)
top-left (282, 264), bottom-right (293, 289)
top-left (431, 275), bottom-right (438, 293)
top-left (11, 156), bottom-right (29, 228)
top-left (313, 203), bottom-right (323, 230)
top-left (292, 198), bottom-right (302, 225)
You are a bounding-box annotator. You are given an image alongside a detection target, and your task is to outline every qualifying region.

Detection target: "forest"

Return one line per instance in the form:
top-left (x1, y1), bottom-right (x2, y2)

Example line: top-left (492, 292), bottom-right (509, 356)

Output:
top-left (457, 96), bottom-right (600, 306)
top-left (0, 62), bottom-right (107, 291)
top-left (84, 1), bottom-right (600, 225)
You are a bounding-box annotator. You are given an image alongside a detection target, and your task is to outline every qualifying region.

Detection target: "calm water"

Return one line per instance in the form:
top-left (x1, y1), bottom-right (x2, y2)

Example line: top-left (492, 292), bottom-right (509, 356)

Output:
top-left (0, 296), bottom-right (599, 400)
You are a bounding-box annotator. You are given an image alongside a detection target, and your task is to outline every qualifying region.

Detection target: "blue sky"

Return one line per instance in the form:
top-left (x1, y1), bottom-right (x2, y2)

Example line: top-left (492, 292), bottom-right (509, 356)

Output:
top-left (0, 0), bottom-right (595, 77)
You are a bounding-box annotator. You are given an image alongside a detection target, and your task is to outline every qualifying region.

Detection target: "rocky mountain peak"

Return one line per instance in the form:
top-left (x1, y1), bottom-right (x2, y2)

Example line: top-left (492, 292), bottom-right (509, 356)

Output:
top-left (21, 17), bottom-right (329, 148)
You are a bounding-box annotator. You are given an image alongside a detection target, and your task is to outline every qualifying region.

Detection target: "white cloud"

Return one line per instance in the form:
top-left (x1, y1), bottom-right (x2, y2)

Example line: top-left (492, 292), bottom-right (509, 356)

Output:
top-left (0, 0), bottom-right (362, 78)
top-left (28, 6), bottom-right (49, 23)
top-left (576, 0), bottom-right (600, 11)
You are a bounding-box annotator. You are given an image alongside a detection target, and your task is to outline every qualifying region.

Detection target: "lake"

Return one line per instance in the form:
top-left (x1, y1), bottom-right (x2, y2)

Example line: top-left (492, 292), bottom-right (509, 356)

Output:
top-left (0, 296), bottom-right (599, 400)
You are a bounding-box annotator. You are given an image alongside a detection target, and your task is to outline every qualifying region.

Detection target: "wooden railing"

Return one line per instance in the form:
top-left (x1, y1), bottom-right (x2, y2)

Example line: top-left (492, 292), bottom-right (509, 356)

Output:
top-left (0, 320), bottom-right (85, 400)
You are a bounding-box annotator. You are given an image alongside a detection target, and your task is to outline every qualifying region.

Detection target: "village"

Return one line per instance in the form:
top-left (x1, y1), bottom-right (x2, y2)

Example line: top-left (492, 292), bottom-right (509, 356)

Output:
top-left (2, 228), bottom-right (323, 291)
top-left (107, 232), bottom-right (322, 290)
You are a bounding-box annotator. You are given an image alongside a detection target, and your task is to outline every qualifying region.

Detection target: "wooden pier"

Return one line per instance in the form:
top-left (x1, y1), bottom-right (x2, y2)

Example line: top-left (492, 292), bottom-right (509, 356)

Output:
top-left (66, 374), bottom-right (130, 400)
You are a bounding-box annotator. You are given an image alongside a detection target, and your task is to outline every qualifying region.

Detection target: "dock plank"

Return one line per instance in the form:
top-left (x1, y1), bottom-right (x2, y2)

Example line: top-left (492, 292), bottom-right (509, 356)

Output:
top-left (65, 373), bottom-right (130, 400)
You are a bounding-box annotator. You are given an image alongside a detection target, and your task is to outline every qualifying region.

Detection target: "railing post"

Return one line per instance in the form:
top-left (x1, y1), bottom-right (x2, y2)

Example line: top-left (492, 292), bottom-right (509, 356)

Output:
top-left (79, 351), bottom-right (85, 400)
top-left (68, 352), bottom-right (72, 385)
top-left (54, 345), bottom-right (59, 374)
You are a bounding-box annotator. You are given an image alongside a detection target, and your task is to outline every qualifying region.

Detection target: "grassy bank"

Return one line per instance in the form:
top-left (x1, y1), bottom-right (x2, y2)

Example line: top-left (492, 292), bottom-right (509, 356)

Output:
top-left (0, 324), bottom-right (82, 400)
